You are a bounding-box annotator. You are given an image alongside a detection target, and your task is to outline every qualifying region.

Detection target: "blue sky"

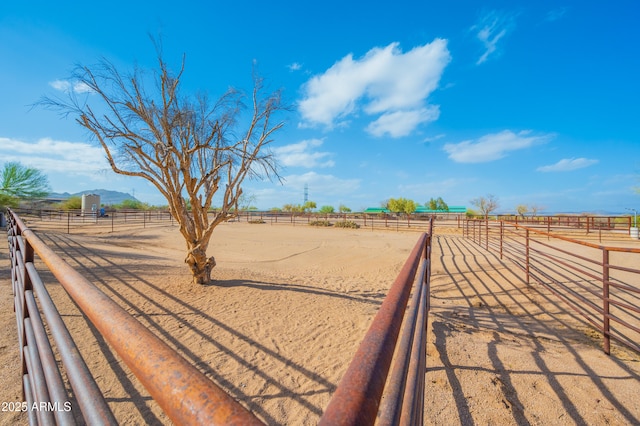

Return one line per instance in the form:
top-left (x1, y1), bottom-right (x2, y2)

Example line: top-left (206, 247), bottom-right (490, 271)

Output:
top-left (1, 1), bottom-right (639, 213)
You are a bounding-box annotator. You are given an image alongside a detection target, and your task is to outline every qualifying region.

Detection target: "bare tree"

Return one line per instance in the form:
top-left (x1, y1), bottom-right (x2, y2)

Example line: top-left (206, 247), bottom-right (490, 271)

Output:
top-left (470, 194), bottom-right (499, 218)
top-left (41, 50), bottom-right (286, 285)
top-left (529, 204), bottom-right (545, 217)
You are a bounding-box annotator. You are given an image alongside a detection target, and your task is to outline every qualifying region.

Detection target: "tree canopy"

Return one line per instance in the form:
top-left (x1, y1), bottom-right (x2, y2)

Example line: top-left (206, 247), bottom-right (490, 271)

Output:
top-left (0, 162), bottom-right (50, 208)
top-left (516, 204), bottom-right (528, 218)
top-left (388, 197), bottom-right (417, 216)
top-left (427, 197), bottom-right (449, 211)
top-left (319, 205), bottom-right (335, 214)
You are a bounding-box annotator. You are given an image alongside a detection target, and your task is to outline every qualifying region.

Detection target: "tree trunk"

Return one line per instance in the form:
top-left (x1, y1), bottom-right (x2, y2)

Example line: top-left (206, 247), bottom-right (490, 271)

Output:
top-left (186, 248), bottom-right (217, 285)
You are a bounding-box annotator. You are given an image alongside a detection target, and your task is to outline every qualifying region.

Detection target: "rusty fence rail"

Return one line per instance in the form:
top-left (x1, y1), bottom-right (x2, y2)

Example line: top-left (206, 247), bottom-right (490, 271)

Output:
top-left (13, 208), bottom-right (175, 234)
top-left (464, 219), bottom-right (640, 355)
top-left (8, 214), bottom-right (115, 425)
top-left (496, 214), bottom-right (633, 234)
top-left (14, 207), bottom-right (455, 234)
top-left (6, 209), bottom-right (263, 425)
top-left (319, 219), bottom-right (433, 425)
top-left (235, 210), bottom-right (455, 233)
top-left (6, 208), bottom-right (434, 424)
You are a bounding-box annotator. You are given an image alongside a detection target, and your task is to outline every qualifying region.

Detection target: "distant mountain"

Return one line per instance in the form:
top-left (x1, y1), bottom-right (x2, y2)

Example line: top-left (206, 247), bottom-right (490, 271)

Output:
top-left (48, 189), bottom-right (139, 205)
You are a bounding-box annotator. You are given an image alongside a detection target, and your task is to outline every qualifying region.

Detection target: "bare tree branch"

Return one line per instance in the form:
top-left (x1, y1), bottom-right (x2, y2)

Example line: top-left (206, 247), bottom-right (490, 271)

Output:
top-left (39, 48), bottom-right (287, 284)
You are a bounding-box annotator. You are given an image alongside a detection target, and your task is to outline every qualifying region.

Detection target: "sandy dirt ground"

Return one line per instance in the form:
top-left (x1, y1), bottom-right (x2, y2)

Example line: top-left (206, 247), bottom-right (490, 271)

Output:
top-left (1, 221), bottom-right (639, 425)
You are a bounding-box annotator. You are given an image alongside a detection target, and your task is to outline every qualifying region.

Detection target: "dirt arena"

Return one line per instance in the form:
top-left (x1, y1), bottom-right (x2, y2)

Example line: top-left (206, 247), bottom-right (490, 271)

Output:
top-left (1, 221), bottom-right (638, 425)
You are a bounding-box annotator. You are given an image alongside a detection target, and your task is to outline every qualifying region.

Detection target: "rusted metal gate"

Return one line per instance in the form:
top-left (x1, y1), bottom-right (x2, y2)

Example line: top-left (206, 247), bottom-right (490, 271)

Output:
top-left (6, 208), bottom-right (433, 425)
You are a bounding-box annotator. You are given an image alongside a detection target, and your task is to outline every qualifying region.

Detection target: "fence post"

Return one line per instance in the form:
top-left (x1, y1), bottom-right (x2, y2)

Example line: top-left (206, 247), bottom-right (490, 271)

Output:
top-left (602, 248), bottom-right (611, 355)
top-left (21, 221), bottom-right (35, 398)
top-left (67, 212), bottom-right (70, 234)
top-left (525, 229), bottom-right (530, 285)
top-left (500, 221), bottom-right (504, 259)
top-left (485, 218), bottom-right (489, 251)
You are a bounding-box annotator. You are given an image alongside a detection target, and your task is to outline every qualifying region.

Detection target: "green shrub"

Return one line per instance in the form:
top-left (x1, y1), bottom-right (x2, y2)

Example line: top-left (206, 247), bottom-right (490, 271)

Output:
top-left (58, 196), bottom-right (82, 210)
top-left (116, 199), bottom-right (150, 210)
top-left (334, 220), bottom-right (360, 229)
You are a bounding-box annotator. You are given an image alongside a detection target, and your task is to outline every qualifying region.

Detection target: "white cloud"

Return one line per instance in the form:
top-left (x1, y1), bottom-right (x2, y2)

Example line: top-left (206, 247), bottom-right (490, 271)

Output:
top-left (0, 137), bottom-right (108, 174)
top-left (443, 130), bottom-right (553, 163)
top-left (272, 139), bottom-right (334, 168)
top-left (49, 79), bottom-right (93, 94)
top-left (399, 177), bottom-right (473, 195)
top-left (366, 107), bottom-right (440, 138)
top-left (298, 39), bottom-right (451, 137)
top-left (282, 171), bottom-right (360, 196)
top-left (536, 158), bottom-right (599, 172)
top-left (288, 62), bottom-right (302, 71)
top-left (49, 80), bottom-right (70, 91)
top-left (545, 7), bottom-right (568, 22)
top-left (472, 11), bottom-right (516, 65)
top-left (423, 134), bottom-right (446, 143)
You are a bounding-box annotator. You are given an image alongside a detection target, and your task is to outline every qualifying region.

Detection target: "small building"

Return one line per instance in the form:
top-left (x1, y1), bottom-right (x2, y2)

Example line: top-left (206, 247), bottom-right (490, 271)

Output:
top-left (363, 207), bottom-right (391, 214)
top-left (81, 194), bottom-right (101, 217)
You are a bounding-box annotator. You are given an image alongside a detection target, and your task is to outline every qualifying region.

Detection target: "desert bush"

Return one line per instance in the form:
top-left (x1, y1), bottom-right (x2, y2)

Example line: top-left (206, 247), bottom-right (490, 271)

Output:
top-left (115, 199), bottom-right (152, 210)
top-left (334, 220), bottom-right (360, 229)
top-left (309, 220), bottom-right (332, 227)
top-left (248, 219), bottom-right (266, 224)
top-left (58, 196), bottom-right (82, 210)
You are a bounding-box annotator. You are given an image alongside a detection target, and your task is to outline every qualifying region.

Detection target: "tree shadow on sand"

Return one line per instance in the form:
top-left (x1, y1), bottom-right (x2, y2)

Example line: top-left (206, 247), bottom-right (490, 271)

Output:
top-left (212, 279), bottom-right (386, 306)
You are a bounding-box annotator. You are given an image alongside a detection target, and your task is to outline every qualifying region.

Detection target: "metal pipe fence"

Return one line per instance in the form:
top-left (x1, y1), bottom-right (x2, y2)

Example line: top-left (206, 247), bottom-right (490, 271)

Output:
top-left (7, 209), bottom-right (262, 425)
top-left (14, 208), bottom-right (637, 238)
top-left (6, 209), bottom-right (434, 424)
top-left (13, 208), bottom-right (175, 234)
top-left (234, 210), bottom-right (451, 233)
top-left (464, 219), bottom-right (640, 355)
top-left (496, 214), bottom-right (634, 235)
top-left (319, 220), bottom-right (433, 425)
top-left (13, 207), bottom-right (453, 234)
